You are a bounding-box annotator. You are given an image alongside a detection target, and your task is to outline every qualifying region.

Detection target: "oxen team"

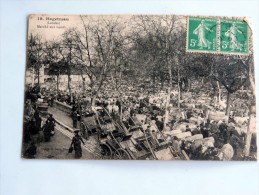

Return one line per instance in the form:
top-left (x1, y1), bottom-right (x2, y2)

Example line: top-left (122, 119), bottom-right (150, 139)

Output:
top-left (24, 84), bottom-right (256, 160)
top-left (67, 89), bottom-right (256, 161)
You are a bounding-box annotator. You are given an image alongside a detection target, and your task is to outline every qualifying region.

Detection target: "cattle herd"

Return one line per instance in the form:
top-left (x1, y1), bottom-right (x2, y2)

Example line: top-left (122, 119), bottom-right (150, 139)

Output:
top-left (23, 81), bottom-right (257, 160)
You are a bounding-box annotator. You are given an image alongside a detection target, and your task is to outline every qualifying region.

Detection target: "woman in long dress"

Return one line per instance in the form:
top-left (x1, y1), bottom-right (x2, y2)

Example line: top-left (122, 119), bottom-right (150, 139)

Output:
top-left (193, 20), bottom-right (213, 49)
top-left (43, 114), bottom-right (55, 142)
top-left (70, 130), bottom-right (85, 158)
top-left (225, 23), bottom-right (243, 51)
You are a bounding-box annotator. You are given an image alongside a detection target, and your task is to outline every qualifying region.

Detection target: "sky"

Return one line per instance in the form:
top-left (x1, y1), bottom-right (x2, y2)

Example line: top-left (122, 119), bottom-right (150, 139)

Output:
top-left (28, 14), bottom-right (186, 41)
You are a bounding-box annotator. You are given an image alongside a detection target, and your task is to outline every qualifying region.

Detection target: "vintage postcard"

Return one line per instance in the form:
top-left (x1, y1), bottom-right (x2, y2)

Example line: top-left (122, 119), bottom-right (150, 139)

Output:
top-left (22, 14), bottom-right (256, 160)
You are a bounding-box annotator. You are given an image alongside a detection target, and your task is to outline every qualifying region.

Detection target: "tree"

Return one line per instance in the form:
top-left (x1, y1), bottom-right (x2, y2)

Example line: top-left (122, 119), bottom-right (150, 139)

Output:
top-left (212, 55), bottom-right (248, 118)
top-left (54, 29), bottom-right (79, 102)
top-left (44, 41), bottom-right (66, 91)
top-left (238, 31), bottom-right (256, 156)
top-left (133, 15), bottom-right (186, 127)
top-left (130, 31), bottom-right (167, 90)
top-left (27, 33), bottom-right (44, 85)
top-left (48, 60), bottom-right (67, 91)
top-left (243, 56), bottom-right (256, 156)
top-left (67, 16), bottom-right (128, 106)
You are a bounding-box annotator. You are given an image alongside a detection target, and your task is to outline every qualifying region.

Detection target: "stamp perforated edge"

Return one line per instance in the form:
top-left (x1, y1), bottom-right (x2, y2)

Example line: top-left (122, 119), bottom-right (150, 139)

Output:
top-left (185, 15), bottom-right (251, 56)
top-left (186, 16), bottom-right (218, 54)
top-left (218, 18), bottom-right (250, 56)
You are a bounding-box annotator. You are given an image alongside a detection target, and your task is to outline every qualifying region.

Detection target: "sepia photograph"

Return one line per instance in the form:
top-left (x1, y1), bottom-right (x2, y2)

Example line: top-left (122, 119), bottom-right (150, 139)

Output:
top-left (22, 14), bottom-right (256, 160)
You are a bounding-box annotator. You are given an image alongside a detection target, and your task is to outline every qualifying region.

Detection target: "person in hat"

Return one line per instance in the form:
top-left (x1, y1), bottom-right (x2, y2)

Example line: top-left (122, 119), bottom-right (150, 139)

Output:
top-left (145, 126), bottom-right (157, 147)
top-left (34, 107), bottom-right (42, 135)
top-left (24, 141), bottom-right (37, 159)
top-left (46, 114), bottom-right (55, 131)
top-left (172, 137), bottom-right (181, 153)
top-left (43, 114), bottom-right (56, 142)
top-left (71, 111), bottom-right (78, 128)
top-left (155, 117), bottom-right (164, 132)
top-left (201, 126), bottom-right (209, 138)
top-left (70, 129), bottom-right (85, 159)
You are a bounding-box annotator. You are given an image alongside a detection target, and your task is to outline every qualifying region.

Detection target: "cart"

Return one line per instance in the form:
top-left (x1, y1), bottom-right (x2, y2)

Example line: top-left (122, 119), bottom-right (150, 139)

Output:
top-left (79, 105), bottom-right (188, 160)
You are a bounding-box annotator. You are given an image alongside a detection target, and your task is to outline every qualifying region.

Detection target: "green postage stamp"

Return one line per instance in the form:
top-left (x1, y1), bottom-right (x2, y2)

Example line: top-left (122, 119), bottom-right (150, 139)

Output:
top-left (187, 17), bottom-right (217, 53)
top-left (187, 16), bottom-right (249, 55)
top-left (220, 19), bottom-right (249, 54)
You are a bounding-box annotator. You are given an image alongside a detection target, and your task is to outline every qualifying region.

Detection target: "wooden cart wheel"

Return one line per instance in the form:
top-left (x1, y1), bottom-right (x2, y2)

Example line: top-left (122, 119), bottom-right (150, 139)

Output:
top-left (113, 149), bottom-right (121, 159)
top-left (113, 148), bottom-right (132, 160)
top-left (100, 143), bottom-right (113, 159)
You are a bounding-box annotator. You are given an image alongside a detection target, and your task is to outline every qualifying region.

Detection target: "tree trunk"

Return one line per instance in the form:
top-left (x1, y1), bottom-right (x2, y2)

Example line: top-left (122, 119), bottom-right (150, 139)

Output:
top-left (177, 67), bottom-right (181, 109)
top-left (217, 81), bottom-right (221, 104)
top-left (67, 74), bottom-right (72, 103)
top-left (244, 57), bottom-right (255, 156)
top-left (81, 73), bottom-right (86, 94)
top-left (163, 37), bottom-right (172, 129)
top-left (243, 106), bottom-right (254, 156)
top-left (152, 75), bottom-right (155, 93)
top-left (225, 91), bottom-right (231, 120)
top-left (37, 66), bottom-right (40, 84)
top-left (240, 76), bottom-right (244, 92)
top-left (56, 75), bottom-right (59, 91)
top-left (161, 79), bottom-right (164, 90)
top-left (91, 93), bottom-right (96, 107)
top-left (163, 78), bottom-right (171, 130)
top-left (187, 78), bottom-right (191, 92)
top-left (243, 57), bottom-right (256, 157)
top-left (32, 67), bottom-right (35, 86)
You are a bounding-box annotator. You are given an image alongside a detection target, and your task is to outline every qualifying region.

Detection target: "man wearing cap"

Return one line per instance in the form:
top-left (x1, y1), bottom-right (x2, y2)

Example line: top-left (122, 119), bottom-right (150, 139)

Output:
top-left (43, 114), bottom-right (56, 142)
top-left (71, 111), bottom-right (78, 128)
top-left (155, 118), bottom-right (164, 132)
top-left (70, 130), bottom-right (85, 158)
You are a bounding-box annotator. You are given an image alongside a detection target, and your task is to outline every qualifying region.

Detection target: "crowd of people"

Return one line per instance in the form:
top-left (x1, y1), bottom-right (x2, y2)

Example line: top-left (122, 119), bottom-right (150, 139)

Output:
top-left (22, 82), bottom-right (257, 160)
top-left (63, 85), bottom-right (256, 160)
top-left (23, 84), bottom-right (87, 159)
top-left (23, 105), bottom-right (56, 158)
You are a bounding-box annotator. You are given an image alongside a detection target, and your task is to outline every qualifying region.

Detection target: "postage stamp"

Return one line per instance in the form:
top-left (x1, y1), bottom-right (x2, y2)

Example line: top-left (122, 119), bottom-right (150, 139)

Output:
top-left (220, 19), bottom-right (249, 54)
top-left (187, 17), bottom-right (217, 53)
